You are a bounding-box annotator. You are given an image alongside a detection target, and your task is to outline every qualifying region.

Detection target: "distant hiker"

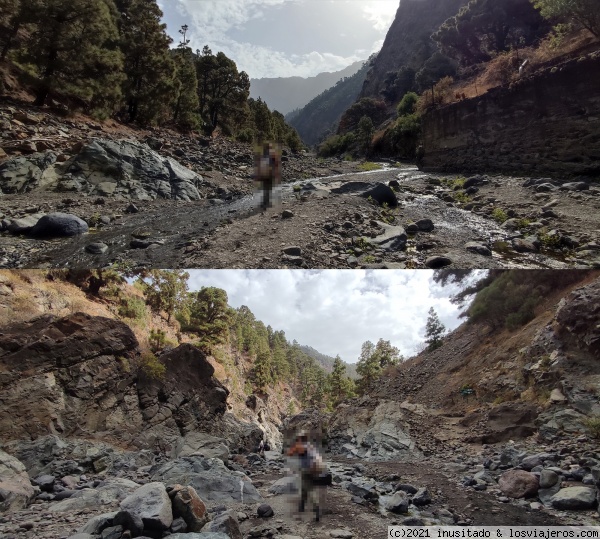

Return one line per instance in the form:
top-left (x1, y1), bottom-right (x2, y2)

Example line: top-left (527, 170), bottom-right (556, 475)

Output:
top-left (258, 438), bottom-right (265, 457)
top-left (287, 430), bottom-right (328, 521)
top-left (264, 441), bottom-right (271, 452)
top-left (254, 141), bottom-right (281, 211)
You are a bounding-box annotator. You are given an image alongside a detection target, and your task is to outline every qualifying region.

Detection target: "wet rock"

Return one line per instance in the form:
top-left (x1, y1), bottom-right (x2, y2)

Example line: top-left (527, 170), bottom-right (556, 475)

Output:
top-left (549, 487), bottom-right (597, 510)
top-left (415, 218), bottom-right (434, 232)
top-left (30, 212), bottom-right (89, 237)
top-left (0, 449), bottom-right (36, 512)
top-left (498, 469), bottom-right (539, 498)
top-left (119, 482), bottom-right (173, 534)
top-left (465, 242), bottom-right (491, 256)
top-left (361, 183), bottom-right (398, 207)
top-left (85, 242), bottom-right (109, 254)
top-left (425, 255), bottom-right (452, 269)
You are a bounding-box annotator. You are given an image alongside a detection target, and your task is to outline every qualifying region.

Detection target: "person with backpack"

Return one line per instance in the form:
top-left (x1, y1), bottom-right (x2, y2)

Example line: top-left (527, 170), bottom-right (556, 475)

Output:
top-left (253, 141), bottom-right (281, 211)
top-left (287, 430), bottom-right (326, 521)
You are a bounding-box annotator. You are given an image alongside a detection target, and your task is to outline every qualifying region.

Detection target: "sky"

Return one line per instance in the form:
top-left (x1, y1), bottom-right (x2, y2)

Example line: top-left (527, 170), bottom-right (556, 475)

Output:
top-left (156, 0), bottom-right (399, 79)
top-left (186, 269), bottom-right (477, 363)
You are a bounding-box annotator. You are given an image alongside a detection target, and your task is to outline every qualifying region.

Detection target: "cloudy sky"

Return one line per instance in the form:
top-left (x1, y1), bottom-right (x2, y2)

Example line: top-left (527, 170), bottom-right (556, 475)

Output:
top-left (157, 0), bottom-right (399, 78)
top-left (186, 270), bottom-right (476, 363)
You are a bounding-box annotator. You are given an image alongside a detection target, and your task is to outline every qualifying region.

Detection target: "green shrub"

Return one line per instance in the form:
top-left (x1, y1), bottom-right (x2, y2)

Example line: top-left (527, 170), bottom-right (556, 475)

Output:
top-left (357, 162), bottom-right (381, 171)
top-left (118, 296), bottom-right (147, 320)
top-left (583, 416), bottom-right (600, 439)
top-left (397, 92), bottom-right (419, 117)
top-left (491, 208), bottom-right (508, 223)
top-left (318, 132), bottom-right (356, 157)
top-left (139, 352), bottom-right (166, 379)
top-left (236, 128), bottom-right (254, 143)
top-left (149, 329), bottom-right (167, 353)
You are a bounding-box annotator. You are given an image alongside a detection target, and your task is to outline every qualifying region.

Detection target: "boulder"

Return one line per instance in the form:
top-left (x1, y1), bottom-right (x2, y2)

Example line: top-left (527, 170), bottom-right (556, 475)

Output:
top-left (268, 476), bottom-right (298, 495)
top-left (539, 469), bottom-right (559, 489)
top-left (425, 255), bottom-right (452, 269)
top-left (202, 510), bottom-right (242, 539)
top-left (498, 469), bottom-right (539, 498)
top-left (369, 222), bottom-right (407, 251)
top-left (174, 433), bottom-right (230, 461)
top-left (119, 482), bottom-right (173, 534)
top-left (361, 183), bottom-right (398, 207)
top-left (415, 218), bottom-right (434, 232)
top-left (29, 212), bottom-right (89, 237)
top-left (0, 449), bottom-right (36, 512)
top-left (150, 457), bottom-right (262, 504)
top-left (78, 512), bottom-right (118, 535)
top-left (465, 242), bottom-right (492, 256)
top-left (412, 487), bottom-right (432, 506)
top-left (6, 213), bottom-right (44, 234)
top-left (549, 487), bottom-right (597, 510)
top-left (0, 153), bottom-right (56, 194)
top-left (379, 491), bottom-right (409, 514)
top-left (170, 485), bottom-right (208, 532)
top-left (50, 478), bottom-right (140, 512)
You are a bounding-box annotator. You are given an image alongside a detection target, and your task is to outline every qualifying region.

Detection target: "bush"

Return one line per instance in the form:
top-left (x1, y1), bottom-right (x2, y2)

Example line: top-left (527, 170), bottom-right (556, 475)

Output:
top-left (397, 92), bottom-right (419, 117)
top-left (583, 416), bottom-right (600, 439)
top-left (118, 296), bottom-right (147, 320)
top-left (491, 208), bottom-right (508, 223)
top-left (139, 352), bottom-right (166, 379)
top-left (236, 128), bottom-right (254, 143)
top-left (318, 132), bottom-right (356, 157)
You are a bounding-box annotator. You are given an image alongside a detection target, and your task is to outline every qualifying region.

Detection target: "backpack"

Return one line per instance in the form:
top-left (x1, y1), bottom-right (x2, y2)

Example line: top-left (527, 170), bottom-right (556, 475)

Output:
top-left (300, 443), bottom-right (325, 475)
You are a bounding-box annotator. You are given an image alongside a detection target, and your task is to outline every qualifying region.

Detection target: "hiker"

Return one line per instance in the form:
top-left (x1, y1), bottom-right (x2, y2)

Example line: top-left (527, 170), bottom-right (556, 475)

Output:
top-left (258, 438), bottom-right (265, 457)
top-left (287, 430), bottom-right (327, 521)
top-left (253, 141), bottom-right (281, 211)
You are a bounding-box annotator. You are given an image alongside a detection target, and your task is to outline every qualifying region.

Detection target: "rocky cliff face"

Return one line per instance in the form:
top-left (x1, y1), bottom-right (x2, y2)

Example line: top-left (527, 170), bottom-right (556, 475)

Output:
top-left (0, 313), bottom-right (265, 455)
top-left (360, 0), bottom-right (466, 100)
top-left (420, 52), bottom-right (600, 177)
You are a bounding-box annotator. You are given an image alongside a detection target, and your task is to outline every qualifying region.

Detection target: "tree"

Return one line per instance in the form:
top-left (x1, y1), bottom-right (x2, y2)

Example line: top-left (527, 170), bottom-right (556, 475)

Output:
top-left (116, 0), bottom-right (176, 124)
top-left (424, 307), bottom-right (446, 351)
top-left (373, 339), bottom-right (402, 367)
top-left (16, 0), bottom-right (124, 110)
top-left (140, 270), bottom-right (189, 322)
top-left (195, 48), bottom-right (250, 135)
top-left (414, 52), bottom-right (457, 92)
top-left (380, 66), bottom-right (416, 103)
top-left (356, 340), bottom-right (379, 393)
top-left (433, 0), bottom-right (549, 65)
top-left (357, 115), bottom-right (374, 154)
top-left (532, 0), bottom-right (600, 38)
top-left (328, 355), bottom-right (355, 406)
top-left (172, 45), bottom-right (200, 131)
top-left (180, 286), bottom-right (234, 352)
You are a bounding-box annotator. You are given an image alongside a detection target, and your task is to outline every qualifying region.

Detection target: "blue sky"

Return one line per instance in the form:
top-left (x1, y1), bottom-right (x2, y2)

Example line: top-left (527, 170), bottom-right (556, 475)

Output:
top-left (157, 0), bottom-right (399, 78)
top-left (185, 269), bottom-right (476, 363)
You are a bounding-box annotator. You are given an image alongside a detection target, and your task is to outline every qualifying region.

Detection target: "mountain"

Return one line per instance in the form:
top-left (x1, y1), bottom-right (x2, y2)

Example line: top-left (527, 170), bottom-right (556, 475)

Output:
top-left (298, 344), bottom-right (358, 379)
top-left (287, 60), bottom-right (371, 147)
top-left (249, 60), bottom-right (366, 115)
top-left (358, 0), bottom-right (467, 100)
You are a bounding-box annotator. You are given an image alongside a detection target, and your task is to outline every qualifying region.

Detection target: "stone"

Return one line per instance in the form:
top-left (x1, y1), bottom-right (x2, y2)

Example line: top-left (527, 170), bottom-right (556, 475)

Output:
top-left (330, 530), bottom-right (354, 538)
top-left (30, 212), bottom-right (89, 237)
top-left (560, 182), bottom-right (589, 191)
top-left (498, 470), bottom-right (539, 498)
top-left (379, 491), bottom-right (409, 514)
top-left (396, 484), bottom-right (418, 494)
top-left (513, 238), bottom-right (538, 253)
top-left (174, 433), bottom-right (230, 461)
top-left (539, 470), bottom-right (559, 489)
top-left (549, 389), bottom-right (567, 403)
top-left (6, 213), bottom-right (44, 234)
top-left (50, 478), bottom-right (140, 512)
top-left (171, 517), bottom-right (188, 533)
top-left (202, 510), bottom-right (242, 539)
top-left (549, 487), bottom-right (597, 510)
top-left (425, 255), bottom-right (452, 269)
top-left (85, 242), bottom-right (109, 254)
top-left (78, 512), bottom-right (118, 535)
top-left (465, 242), bottom-right (492, 256)
top-left (257, 503), bottom-right (274, 518)
top-left (0, 449), bottom-right (36, 512)
top-left (170, 485), bottom-right (208, 532)
top-left (282, 246), bottom-right (302, 256)
top-left (119, 482), bottom-right (173, 534)
top-left (463, 175), bottom-right (485, 188)
top-left (412, 487), bottom-right (431, 506)
top-left (406, 223), bottom-right (419, 233)
top-left (415, 218), bottom-right (434, 232)
top-left (369, 222), bottom-right (407, 251)
top-left (361, 183), bottom-right (398, 207)
top-left (282, 210), bottom-right (294, 218)
top-left (32, 474), bottom-right (55, 492)
top-left (268, 476), bottom-right (298, 495)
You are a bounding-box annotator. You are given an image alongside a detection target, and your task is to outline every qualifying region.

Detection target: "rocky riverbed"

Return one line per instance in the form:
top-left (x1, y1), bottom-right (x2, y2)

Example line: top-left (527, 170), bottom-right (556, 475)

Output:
top-left (1, 102), bottom-right (599, 269)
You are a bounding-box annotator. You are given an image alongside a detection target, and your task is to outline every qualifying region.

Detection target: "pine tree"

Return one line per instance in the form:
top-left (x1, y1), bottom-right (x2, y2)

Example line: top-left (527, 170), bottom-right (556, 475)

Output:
top-left (15, 0), bottom-right (124, 111)
top-left (356, 340), bottom-right (379, 393)
top-left (140, 270), bottom-right (189, 323)
top-left (424, 307), bottom-right (446, 351)
top-left (373, 338), bottom-right (402, 367)
top-left (253, 342), bottom-right (273, 390)
top-left (171, 46), bottom-right (200, 131)
top-left (116, 0), bottom-right (176, 124)
top-left (328, 355), bottom-right (355, 406)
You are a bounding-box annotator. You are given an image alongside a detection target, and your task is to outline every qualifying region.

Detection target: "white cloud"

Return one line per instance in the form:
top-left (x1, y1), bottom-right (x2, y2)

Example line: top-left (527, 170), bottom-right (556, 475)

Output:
top-left (362, 0), bottom-right (399, 32)
top-left (186, 270), bottom-right (467, 363)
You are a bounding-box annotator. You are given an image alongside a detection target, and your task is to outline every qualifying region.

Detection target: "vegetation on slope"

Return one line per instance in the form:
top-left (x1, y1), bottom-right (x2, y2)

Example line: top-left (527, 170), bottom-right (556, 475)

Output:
top-left (0, 0), bottom-right (302, 148)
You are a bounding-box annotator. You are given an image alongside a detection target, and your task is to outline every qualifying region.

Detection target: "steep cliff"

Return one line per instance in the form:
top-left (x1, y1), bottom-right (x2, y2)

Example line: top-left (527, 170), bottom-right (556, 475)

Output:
top-left (360, 0), bottom-right (466, 100)
top-left (420, 51), bottom-right (600, 177)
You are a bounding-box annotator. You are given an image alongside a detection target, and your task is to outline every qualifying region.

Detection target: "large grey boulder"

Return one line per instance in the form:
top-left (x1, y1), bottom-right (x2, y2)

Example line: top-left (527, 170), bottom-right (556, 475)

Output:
top-left (119, 482), bottom-right (173, 534)
top-left (174, 433), bottom-right (230, 460)
top-left (49, 478), bottom-right (139, 512)
top-left (0, 153), bottom-right (57, 194)
top-left (369, 222), bottom-right (407, 251)
top-left (65, 139), bottom-right (202, 200)
top-left (170, 484), bottom-right (209, 532)
top-left (379, 491), bottom-right (409, 514)
top-left (30, 212), bottom-right (89, 237)
top-left (268, 476), bottom-right (298, 495)
top-left (549, 487), bottom-right (598, 510)
top-left (150, 457), bottom-right (262, 504)
top-left (0, 449), bottom-right (36, 512)
top-left (5, 213), bottom-right (44, 234)
top-left (201, 510), bottom-right (242, 539)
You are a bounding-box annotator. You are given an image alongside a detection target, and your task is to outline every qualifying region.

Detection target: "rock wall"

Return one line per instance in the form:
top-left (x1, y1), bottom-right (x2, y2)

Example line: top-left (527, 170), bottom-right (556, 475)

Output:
top-left (420, 52), bottom-right (600, 178)
top-left (0, 313), bottom-right (263, 454)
